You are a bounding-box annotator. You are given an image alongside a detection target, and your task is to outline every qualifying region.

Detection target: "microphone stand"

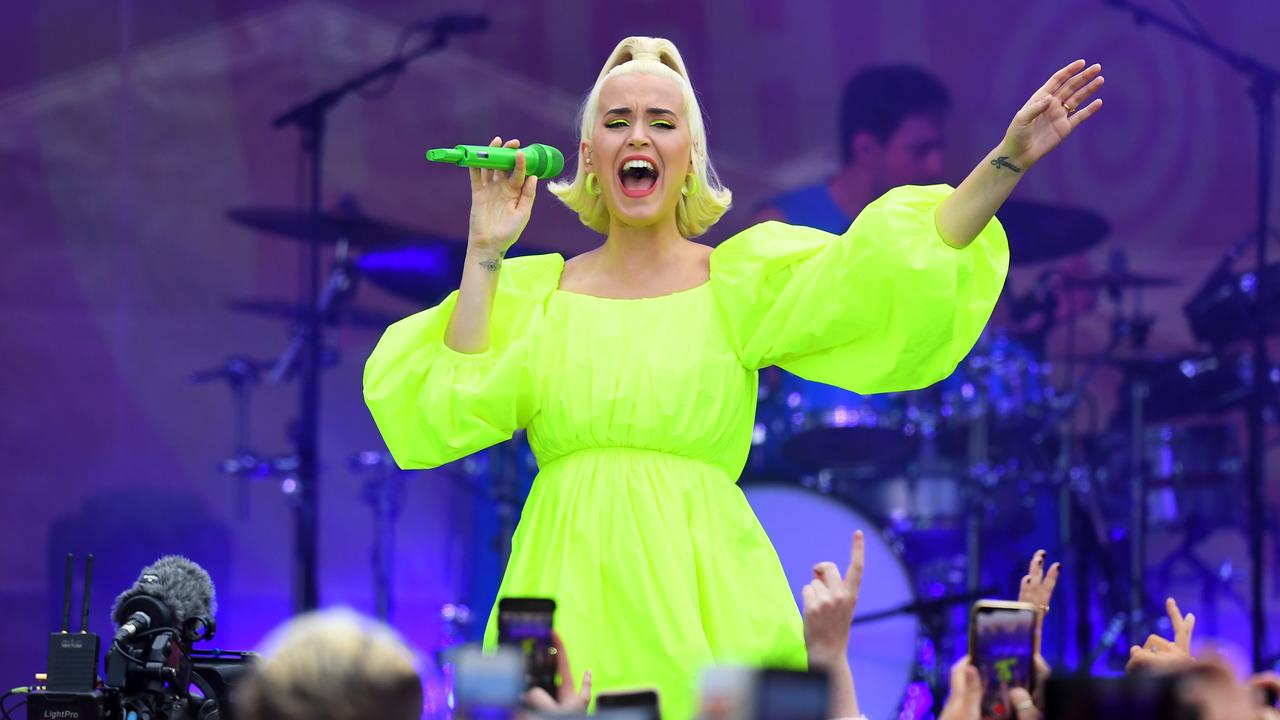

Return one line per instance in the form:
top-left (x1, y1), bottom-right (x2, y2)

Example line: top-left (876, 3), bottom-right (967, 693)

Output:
top-left (1105, 0), bottom-right (1279, 670)
top-left (269, 18), bottom-right (475, 612)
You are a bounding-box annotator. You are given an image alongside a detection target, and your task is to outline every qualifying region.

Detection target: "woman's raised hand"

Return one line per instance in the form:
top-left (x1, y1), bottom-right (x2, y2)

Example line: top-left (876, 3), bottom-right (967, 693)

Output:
top-left (467, 136), bottom-right (539, 254)
top-left (1017, 549), bottom-right (1060, 644)
top-left (999, 59), bottom-right (1104, 171)
top-left (802, 530), bottom-right (865, 666)
top-left (1126, 597), bottom-right (1196, 674)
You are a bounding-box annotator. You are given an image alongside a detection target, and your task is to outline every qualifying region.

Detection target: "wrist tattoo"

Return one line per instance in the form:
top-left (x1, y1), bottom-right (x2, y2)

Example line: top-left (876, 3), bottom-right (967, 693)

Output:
top-left (478, 255), bottom-right (502, 273)
top-left (990, 156), bottom-right (1023, 174)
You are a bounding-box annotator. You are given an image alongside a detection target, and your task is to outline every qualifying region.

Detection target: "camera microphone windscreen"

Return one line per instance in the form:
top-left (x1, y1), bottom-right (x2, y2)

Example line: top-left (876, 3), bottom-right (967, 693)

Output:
top-left (111, 555), bottom-right (217, 639)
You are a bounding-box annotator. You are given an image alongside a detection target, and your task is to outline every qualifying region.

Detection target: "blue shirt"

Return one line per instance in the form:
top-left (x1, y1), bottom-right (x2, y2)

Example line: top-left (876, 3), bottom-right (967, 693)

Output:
top-left (762, 182), bottom-right (852, 234)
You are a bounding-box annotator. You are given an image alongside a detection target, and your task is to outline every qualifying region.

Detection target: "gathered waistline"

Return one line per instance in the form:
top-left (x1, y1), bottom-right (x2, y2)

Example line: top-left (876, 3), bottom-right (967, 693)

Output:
top-left (537, 445), bottom-right (735, 479)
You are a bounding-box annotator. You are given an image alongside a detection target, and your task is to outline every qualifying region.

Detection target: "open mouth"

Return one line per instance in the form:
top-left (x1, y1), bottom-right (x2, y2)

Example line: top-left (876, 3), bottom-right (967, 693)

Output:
top-left (617, 156), bottom-right (659, 198)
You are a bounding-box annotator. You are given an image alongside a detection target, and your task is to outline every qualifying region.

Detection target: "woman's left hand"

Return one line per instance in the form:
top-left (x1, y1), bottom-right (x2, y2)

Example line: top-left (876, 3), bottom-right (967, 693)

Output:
top-left (1000, 59), bottom-right (1104, 171)
top-left (802, 530), bottom-right (865, 666)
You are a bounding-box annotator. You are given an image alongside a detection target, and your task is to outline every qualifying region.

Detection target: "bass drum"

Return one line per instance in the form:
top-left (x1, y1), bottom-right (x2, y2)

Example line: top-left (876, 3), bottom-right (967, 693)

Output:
top-left (742, 483), bottom-right (917, 720)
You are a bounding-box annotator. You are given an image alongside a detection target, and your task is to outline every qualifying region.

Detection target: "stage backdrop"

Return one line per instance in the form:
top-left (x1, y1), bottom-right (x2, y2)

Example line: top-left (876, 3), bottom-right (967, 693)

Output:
top-left (2, 0), bottom-right (1279, 688)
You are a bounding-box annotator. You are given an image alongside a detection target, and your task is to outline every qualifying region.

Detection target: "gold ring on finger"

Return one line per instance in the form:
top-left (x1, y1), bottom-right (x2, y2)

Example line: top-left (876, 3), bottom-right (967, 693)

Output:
top-left (1063, 102), bottom-right (1076, 113)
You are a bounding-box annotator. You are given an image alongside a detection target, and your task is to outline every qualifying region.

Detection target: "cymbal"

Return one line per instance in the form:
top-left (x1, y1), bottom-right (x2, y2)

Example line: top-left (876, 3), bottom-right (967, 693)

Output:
top-left (355, 242), bottom-right (467, 306)
top-left (1061, 270), bottom-right (1181, 290)
top-left (1051, 352), bottom-right (1186, 371)
top-left (229, 298), bottom-right (399, 330)
top-left (226, 206), bottom-right (435, 246)
top-left (997, 199), bottom-right (1109, 265)
top-left (1054, 351), bottom-right (1256, 420)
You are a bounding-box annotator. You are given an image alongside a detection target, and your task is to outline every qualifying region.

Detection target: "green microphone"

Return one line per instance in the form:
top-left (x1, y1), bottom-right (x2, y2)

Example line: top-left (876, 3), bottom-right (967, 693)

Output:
top-left (426, 143), bottom-right (564, 179)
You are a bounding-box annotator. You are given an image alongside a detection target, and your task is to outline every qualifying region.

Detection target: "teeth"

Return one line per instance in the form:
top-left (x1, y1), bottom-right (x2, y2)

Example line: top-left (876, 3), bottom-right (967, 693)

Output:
top-left (622, 159), bottom-right (655, 172)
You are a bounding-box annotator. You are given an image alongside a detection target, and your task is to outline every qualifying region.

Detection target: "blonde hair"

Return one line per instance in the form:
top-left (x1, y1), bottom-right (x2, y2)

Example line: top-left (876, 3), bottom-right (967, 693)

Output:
top-left (236, 608), bottom-right (422, 720)
top-left (549, 36), bottom-right (732, 238)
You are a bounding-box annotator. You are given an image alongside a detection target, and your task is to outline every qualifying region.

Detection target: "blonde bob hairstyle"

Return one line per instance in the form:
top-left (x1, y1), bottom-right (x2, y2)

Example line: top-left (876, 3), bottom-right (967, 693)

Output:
top-left (235, 608), bottom-right (422, 720)
top-left (549, 36), bottom-right (732, 239)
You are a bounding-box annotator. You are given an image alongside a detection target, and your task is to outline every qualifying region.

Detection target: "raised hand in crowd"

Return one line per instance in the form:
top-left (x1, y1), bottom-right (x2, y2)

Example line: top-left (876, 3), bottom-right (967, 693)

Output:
top-left (523, 631), bottom-right (592, 715)
top-left (1016, 549), bottom-right (1059, 643)
top-left (1016, 549), bottom-right (1058, 707)
top-left (940, 550), bottom-right (1060, 720)
top-left (1249, 672), bottom-right (1280, 720)
top-left (802, 530), bottom-right (865, 719)
top-left (939, 656), bottom-right (1043, 720)
top-left (1126, 597), bottom-right (1196, 674)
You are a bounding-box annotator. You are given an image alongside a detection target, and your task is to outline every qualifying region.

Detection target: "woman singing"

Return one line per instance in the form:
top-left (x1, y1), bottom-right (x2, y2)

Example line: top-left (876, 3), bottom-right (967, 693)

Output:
top-left (364, 36), bottom-right (1102, 718)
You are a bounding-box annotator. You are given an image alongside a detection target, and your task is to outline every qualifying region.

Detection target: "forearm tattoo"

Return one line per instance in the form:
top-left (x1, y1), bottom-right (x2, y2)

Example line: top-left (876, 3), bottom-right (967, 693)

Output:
top-left (990, 156), bottom-right (1023, 174)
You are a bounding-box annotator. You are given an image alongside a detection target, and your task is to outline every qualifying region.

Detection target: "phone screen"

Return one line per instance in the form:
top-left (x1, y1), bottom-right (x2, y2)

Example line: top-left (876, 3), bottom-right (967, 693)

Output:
top-left (451, 644), bottom-right (525, 718)
top-left (754, 668), bottom-right (830, 720)
top-left (971, 605), bottom-right (1037, 720)
top-left (497, 598), bottom-right (557, 697)
top-left (596, 690), bottom-right (660, 720)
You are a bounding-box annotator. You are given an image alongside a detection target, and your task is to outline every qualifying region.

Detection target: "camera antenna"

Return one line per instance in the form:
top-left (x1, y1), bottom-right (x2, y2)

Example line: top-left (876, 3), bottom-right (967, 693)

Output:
top-left (61, 553), bottom-right (72, 633)
top-left (80, 554), bottom-right (94, 633)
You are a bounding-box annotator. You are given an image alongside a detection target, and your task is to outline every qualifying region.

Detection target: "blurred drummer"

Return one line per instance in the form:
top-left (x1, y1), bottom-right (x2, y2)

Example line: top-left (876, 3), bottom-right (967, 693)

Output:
top-left (753, 65), bottom-right (949, 230)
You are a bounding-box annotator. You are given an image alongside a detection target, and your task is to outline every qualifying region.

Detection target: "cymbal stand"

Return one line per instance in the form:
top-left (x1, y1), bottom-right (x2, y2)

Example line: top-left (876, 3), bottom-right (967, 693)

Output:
top-left (351, 451), bottom-right (407, 622)
top-left (489, 433), bottom-right (530, 566)
top-left (190, 356), bottom-right (299, 520)
top-left (963, 356), bottom-right (992, 595)
top-left (266, 248), bottom-right (357, 386)
top-left (1108, 272), bottom-right (1159, 651)
top-left (1037, 267), bottom-right (1156, 667)
top-left (1106, 0), bottom-right (1279, 673)
top-left (269, 17), bottom-right (475, 611)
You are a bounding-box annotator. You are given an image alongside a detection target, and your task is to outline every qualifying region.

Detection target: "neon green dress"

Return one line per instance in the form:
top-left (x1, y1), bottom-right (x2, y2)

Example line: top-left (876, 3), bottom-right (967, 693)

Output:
top-left (363, 184), bottom-right (1008, 719)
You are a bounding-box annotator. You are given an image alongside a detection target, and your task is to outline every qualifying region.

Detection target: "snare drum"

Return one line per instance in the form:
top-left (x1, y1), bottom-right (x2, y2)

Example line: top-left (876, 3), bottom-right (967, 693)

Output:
top-left (741, 483), bottom-right (918, 720)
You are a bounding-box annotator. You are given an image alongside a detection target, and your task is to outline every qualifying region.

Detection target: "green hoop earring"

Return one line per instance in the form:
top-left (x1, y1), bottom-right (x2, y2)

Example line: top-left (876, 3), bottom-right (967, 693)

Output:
top-left (585, 172), bottom-right (601, 196)
top-left (682, 172), bottom-right (699, 196)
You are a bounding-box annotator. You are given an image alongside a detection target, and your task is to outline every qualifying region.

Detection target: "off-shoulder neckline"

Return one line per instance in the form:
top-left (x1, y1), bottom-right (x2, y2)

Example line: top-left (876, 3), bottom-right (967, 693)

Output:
top-left (549, 252), bottom-right (712, 301)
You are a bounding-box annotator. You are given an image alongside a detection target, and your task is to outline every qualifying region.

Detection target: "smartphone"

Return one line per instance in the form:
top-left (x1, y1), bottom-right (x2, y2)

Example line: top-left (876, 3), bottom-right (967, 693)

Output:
top-left (450, 643), bottom-right (525, 719)
top-left (497, 597), bottom-right (557, 697)
top-left (754, 668), bottom-right (830, 720)
top-left (968, 599), bottom-right (1039, 720)
top-left (596, 689), bottom-right (660, 720)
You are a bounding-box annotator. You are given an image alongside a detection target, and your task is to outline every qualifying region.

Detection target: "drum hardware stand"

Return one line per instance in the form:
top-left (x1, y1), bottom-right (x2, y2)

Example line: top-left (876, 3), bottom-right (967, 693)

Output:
top-left (1154, 522), bottom-right (1248, 648)
top-left (1035, 265), bottom-right (1157, 665)
top-left (351, 451), bottom-right (407, 622)
top-left (964, 393), bottom-right (991, 594)
top-left (269, 15), bottom-right (483, 611)
top-left (488, 434), bottom-right (529, 566)
top-left (1124, 359), bottom-right (1151, 650)
top-left (1008, 269), bottom-right (1061, 358)
top-left (436, 603), bottom-right (474, 713)
top-left (1107, 279), bottom-right (1161, 653)
top-left (190, 356), bottom-right (309, 520)
top-left (1106, 0), bottom-right (1278, 672)
top-left (265, 249), bottom-right (357, 386)
top-left (853, 589), bottom-right (994, 703)
top-left (1083, 612), bottom-right (1128, 669)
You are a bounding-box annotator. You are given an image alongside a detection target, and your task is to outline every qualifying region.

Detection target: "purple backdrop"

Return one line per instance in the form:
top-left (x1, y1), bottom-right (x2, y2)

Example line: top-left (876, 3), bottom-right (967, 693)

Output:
top-left (2, 0), bottom-right (1279, 696)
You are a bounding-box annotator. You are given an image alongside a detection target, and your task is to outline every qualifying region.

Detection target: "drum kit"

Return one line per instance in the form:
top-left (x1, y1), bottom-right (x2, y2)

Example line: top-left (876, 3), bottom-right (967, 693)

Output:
top-left (742, 204), bottom-right (1280, 712)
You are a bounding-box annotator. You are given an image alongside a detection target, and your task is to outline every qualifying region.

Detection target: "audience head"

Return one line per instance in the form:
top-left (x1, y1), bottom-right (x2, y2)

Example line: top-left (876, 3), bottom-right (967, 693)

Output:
top-left (235, 607), bottom-right (423, 720)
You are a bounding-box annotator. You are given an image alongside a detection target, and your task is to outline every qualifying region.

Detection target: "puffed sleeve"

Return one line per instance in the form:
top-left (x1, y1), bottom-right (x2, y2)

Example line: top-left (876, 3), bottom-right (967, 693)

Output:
top-left (709, 184), bottom-right (1008, 393)
top-left (362, 253), bottom-right (563, 468)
